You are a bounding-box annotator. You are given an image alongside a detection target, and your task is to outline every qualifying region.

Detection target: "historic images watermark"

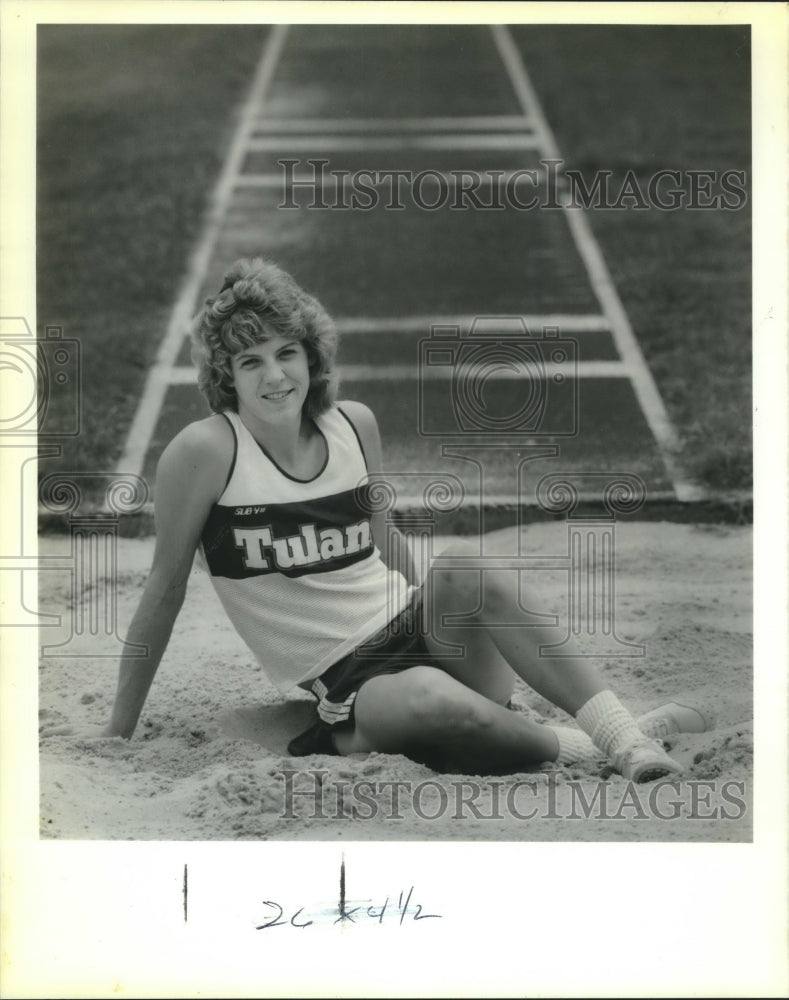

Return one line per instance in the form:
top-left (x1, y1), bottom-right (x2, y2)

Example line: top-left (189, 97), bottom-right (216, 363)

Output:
top-left (277, 158), bottom-right (748, 212)
top-left (277, 769), bottom-right (748, 822)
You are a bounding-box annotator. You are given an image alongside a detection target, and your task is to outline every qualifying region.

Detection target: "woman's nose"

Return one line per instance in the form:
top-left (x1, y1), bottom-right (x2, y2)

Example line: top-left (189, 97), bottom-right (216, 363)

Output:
top-left (261, 361), bottom-right (284, 384)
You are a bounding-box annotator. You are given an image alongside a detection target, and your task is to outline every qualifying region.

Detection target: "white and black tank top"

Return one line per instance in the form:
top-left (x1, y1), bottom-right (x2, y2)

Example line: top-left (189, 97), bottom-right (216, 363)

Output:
top-left (200, 406), bottom-right (412, 692)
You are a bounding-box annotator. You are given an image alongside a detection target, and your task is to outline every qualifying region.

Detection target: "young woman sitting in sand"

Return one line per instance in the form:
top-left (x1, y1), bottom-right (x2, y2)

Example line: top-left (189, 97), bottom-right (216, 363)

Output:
top-left (66, 257), bottom-right (711, 781)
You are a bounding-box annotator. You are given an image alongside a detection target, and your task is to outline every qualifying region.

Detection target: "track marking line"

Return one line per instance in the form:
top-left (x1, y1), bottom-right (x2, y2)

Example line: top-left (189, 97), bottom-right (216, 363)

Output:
top-left (253, 115), bottom-right (534, 132)
top-left (175, 315), bottom-right (610, 337)
top-left (116, 26), bottom-right (290, 478)
top-left (331, 315), bottom-right (611, 334)
top-left (340, 361), bottom-right (629, 381)
top-left (168, 360), bottom-right (630, 385)
top-left (237, 169), bottom-right (543, 189)
top-left (246, 134), bottom-right (541, 151)
top-left (491, 24), bottom-right (704, 502)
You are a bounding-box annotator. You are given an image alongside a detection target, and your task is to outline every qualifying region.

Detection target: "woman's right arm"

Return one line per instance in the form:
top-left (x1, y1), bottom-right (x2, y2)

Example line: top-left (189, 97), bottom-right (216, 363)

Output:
top-left (105, 418), bottom-right (233, 739)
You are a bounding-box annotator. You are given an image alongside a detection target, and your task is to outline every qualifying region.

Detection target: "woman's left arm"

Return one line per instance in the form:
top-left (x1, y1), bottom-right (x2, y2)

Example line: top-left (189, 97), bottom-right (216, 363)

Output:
top-left (339, 400), bottom-right (422, 587)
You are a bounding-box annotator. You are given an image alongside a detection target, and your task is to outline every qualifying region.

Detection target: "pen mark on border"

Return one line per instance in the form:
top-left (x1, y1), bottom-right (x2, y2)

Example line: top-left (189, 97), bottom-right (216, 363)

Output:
top-left (335, 852), bottom-right (358, 923)
top-left (339, 853), bottom-right (346, 918)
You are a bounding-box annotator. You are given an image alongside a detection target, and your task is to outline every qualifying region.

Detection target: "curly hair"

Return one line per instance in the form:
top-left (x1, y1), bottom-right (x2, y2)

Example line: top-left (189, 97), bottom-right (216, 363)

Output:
top-left (191, 257), bottom-right (338, 417)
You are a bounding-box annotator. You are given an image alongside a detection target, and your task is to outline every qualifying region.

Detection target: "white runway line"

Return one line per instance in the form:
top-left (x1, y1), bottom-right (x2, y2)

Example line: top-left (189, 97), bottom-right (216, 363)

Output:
top-left (253, 115), bottom-right (534, 132)
top-left (237, 169), bottom-right (544, 189)
top-left (491, 24), bottom-right (704, 502)
top-left (168, 360), bottom-right (629, 385)
top-left (332, 315), bottom-right (611, 334)
top-left (115, 26), bottom-right (289, 478)
top-left (246, 134), bottom-right (542, 151)
top-left (342, 360), bottom-right (628, 381)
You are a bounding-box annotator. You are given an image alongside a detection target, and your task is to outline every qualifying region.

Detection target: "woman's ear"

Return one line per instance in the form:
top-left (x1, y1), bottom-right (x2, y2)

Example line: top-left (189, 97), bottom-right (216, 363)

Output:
top-left (305, 344), bottom-right (320, 375)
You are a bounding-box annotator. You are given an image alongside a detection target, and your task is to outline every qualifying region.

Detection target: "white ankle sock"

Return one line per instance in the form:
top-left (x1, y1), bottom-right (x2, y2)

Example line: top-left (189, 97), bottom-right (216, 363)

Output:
top-left (575, 690), bottom-right (646, 760)
top-left (549, 726), bottom-right (599, 764)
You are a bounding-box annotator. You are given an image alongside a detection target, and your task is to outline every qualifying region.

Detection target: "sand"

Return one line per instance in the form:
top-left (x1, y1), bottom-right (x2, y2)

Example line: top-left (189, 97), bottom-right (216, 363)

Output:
top-left (38, 521), bottom-right (752, 842)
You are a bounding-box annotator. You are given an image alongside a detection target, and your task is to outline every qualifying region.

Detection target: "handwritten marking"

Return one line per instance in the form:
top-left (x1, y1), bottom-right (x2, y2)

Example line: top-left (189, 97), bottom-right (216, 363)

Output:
top-left (256, 901), bottom-right (287, 930)
top-left (290, 907), bottom-right (313, 929)
top-left (399, 886), bottom-right (413, 927)
top-left (183, 864), bottom-right (188, 924)
top-left (253, 859), bottom-right (441, 931)
top-left (367, 897), bottom-right (389, 925)
top-left (336, 855), bottom-right (360, 924)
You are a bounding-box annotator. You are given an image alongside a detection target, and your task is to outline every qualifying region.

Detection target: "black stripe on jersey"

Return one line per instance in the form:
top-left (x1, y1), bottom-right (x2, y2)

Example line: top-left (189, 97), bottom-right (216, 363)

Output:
top-left (201, 488), bottom-right (375, 580)
top-left (219, 412), bottom-right (238, 491)
top-left (337, 405), bottom-right (369, 472)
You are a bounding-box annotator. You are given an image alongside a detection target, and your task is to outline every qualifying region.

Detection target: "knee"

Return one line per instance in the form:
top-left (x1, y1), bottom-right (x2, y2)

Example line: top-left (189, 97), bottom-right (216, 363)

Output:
top-left (405, 669), bottom-right (494, 743)
top-left (431, 538), bottom-right (514, 613)
top-left (430, 539), bottom-right (482, 604)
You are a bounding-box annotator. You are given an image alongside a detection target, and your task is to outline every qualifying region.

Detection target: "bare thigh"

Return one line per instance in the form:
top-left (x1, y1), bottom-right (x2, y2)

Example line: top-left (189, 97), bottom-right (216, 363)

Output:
top-left (333, 666), bottom-right (472, 758)
top-left (332, 664), bottom-right (557, 771)
top-left (420, 556), bottom-right (517, 705)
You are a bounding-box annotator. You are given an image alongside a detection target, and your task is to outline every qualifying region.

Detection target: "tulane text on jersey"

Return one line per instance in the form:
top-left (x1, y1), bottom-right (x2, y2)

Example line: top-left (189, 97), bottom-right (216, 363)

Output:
top-left (233, 519), bottom-right (373, 571)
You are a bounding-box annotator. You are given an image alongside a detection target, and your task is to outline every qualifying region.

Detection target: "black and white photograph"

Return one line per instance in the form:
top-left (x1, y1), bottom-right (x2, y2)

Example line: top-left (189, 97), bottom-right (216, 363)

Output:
top-left (1, 1), bottom-right (786, 997)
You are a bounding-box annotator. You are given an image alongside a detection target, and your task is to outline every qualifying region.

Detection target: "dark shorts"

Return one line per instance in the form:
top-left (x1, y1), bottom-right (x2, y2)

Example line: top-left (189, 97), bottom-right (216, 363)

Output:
top-left (287, 590), bottom-right (443, 757)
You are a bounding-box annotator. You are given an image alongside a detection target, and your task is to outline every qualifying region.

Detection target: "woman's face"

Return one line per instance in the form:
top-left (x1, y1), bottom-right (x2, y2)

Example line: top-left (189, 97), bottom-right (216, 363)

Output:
top-left (230, 335), bottom-right (311, 426)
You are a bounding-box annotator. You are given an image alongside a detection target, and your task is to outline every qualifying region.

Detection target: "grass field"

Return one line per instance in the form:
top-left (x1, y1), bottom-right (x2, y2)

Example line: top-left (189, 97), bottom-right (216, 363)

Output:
top-left (37, 24), bottom-right (751, 502)
top-left (37, 26), bottom-right (270, 478)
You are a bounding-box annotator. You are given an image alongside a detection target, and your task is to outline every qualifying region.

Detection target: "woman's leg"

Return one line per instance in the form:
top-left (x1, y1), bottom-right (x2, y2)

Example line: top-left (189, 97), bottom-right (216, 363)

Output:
top-left (422, 540), bottom-right (606, 714)
top-left (333, 665), bottom-right (559, 774)
top-left (420, 541), bottom-right (683, 781)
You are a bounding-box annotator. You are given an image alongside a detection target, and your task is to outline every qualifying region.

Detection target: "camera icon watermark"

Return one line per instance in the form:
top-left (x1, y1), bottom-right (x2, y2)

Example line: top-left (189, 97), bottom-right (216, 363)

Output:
top-left (418, 317), bottom-right (578, 439)
top-left (0, 318), bottom-right (82, 627)
top-left (0, 320), bottom-right (80, 437)
top-left (0, 317), bottom-right (148, 658)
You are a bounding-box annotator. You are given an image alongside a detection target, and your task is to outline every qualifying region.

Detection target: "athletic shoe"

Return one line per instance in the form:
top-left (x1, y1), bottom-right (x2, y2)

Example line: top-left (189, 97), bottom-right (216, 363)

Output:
top-left (638, 701), bottom-right (716, 743)
top-left (614, 738), bottom-right (684, 783)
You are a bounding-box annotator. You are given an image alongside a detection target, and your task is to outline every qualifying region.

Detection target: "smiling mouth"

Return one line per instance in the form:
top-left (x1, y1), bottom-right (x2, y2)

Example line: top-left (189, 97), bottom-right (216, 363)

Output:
top-left (261, 388), bottom-right (294, 401)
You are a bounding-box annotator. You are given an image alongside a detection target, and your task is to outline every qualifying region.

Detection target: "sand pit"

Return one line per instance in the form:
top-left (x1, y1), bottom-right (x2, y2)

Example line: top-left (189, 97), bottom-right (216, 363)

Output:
top-left (38, 521), bottom-right (752, 842)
